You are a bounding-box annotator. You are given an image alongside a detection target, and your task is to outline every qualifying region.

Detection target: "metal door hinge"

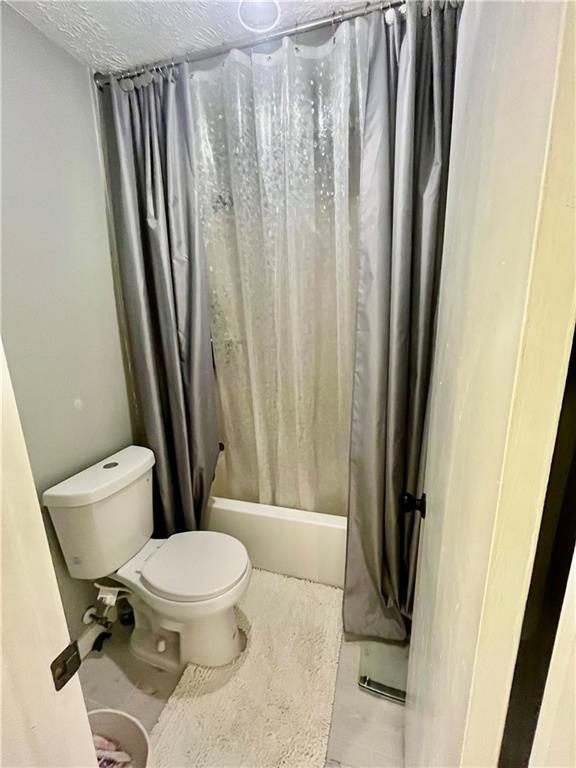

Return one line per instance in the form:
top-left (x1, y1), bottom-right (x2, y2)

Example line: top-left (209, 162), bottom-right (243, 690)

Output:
top-left (400, 492), bottom-right (426, 519)
top-left (51, 641), bottom-right (81, 691)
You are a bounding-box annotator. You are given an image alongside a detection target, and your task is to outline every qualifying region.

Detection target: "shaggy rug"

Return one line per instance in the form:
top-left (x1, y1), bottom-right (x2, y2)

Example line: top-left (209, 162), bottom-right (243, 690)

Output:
top-left (150, 569), bottom-right (342, 768)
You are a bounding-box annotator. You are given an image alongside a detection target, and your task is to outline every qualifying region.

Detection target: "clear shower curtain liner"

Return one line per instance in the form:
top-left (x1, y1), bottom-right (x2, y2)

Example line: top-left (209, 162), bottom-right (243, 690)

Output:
top-left (191, 21), bottom-right (370, 517)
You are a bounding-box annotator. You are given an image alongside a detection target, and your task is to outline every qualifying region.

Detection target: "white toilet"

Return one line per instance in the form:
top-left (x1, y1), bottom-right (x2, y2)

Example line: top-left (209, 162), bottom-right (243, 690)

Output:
top-left (43, 445), bottom-right (251, 672)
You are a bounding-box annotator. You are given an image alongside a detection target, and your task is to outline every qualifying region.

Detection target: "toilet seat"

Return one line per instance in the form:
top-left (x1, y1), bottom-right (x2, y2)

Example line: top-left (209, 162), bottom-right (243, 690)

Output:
top-left (140, 531), bottom-right (249, 603)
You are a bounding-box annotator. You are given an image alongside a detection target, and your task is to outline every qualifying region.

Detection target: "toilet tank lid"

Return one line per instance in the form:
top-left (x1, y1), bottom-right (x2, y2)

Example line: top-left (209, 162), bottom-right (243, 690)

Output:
top-left (42, 446), bottom-right (155, 508)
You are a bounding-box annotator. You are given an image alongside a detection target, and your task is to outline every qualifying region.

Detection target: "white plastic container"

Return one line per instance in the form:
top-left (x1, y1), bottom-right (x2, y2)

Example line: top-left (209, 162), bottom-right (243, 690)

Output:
top-left (88, 709), bottom-right (150, 768)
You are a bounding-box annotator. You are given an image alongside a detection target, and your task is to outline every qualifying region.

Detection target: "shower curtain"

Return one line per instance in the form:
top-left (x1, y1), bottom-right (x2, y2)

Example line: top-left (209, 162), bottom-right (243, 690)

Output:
top-left (344, 2), bottom-right (461, 641)
top-left (98, 69), bottom-right (220, 535)
top-left (97, 0), bottom-right (459, 635)
top-left (191, 22), bottom-right (370, 516)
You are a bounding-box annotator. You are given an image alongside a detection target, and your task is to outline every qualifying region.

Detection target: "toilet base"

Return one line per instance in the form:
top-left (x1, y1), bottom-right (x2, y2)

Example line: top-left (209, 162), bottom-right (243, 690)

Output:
top-left (129, 626), bottom-right (182, 673)
top-left (126, 596), bottom-right (244, 672)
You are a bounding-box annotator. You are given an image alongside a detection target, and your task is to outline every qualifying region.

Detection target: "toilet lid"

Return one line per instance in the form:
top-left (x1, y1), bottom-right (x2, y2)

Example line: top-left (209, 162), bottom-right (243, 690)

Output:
top-left (141, 531), bottom-right (249, 602)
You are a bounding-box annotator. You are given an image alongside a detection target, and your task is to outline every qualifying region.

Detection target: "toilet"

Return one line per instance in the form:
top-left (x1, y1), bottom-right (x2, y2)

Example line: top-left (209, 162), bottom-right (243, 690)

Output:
top-left (43, 445), bottom-right (251, 672)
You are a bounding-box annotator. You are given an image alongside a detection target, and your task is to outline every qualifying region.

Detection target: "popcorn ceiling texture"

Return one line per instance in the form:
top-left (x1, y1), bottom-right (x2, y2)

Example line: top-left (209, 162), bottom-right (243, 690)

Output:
top-left (9, 1), bottom-right (358, 74)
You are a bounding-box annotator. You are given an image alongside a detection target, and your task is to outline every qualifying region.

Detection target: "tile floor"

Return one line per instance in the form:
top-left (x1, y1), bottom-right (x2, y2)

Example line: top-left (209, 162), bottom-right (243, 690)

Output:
top-left (80, 622), bottom-right (180, 732)
top-left (326, 641), bottom-right (404, 768)
top-left (80, 619), bottom-right (405, 767)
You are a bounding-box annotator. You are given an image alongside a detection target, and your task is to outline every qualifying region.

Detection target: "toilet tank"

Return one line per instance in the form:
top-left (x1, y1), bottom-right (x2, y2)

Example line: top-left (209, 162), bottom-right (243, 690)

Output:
top-left (43, 446), bottom-right (155, 580)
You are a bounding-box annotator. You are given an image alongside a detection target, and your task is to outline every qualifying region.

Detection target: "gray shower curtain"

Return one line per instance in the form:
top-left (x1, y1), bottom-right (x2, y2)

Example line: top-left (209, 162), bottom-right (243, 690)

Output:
top-left (98, 67), bottom-right (219, 535)
top-left (344, 2), bottom-right (461, 641)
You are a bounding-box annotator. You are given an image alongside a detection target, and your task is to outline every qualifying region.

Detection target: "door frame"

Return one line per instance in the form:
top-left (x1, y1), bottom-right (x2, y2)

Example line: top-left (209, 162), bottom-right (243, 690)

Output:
top-left (529, 543), bottom-right (576, 767)
top-left (459, 5), bottom-right (575, 762)
top-left (406, 2), bottom-right (575, 766)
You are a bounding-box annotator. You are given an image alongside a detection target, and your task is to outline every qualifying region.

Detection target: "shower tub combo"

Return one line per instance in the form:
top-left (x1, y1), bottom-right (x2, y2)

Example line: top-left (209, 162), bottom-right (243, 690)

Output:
top-left (205, 496), bottom-right (347, 589)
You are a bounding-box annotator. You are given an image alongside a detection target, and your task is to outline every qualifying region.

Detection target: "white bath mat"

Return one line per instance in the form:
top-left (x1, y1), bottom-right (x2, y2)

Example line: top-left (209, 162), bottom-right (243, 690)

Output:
top-left (150, 569), bottom-right (343, 768)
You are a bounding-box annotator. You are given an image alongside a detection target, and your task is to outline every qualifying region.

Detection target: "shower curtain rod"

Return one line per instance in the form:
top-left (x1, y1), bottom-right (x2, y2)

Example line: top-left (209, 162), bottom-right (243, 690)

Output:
top-left (94, 0), bottom-right (406, 88)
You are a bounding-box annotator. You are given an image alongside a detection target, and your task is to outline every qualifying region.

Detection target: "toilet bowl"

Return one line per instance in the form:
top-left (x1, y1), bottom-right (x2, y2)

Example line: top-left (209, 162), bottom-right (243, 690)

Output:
top-left (43, 445), bottom-right (251, 672)
top-left (114, 532), bottom-right (251, 671)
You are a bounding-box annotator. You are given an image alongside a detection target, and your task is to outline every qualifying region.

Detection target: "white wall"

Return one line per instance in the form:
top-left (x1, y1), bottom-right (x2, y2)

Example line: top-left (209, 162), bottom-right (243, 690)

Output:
top-left (1, 347), bottom-right (97, 768)
top-left (1, 5), bottom-right (134, 637)
top-left (406, 1), bottom-right (575, 765)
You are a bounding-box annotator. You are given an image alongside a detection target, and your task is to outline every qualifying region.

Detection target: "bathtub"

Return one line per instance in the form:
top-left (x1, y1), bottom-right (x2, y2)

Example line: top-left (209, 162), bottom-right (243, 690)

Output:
top-left (204, 496), bottom-right (347, 588)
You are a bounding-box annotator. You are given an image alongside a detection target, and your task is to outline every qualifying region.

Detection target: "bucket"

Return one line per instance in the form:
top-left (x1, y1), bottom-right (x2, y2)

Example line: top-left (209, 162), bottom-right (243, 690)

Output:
top-left (88, 709), bottom-right (150, 768)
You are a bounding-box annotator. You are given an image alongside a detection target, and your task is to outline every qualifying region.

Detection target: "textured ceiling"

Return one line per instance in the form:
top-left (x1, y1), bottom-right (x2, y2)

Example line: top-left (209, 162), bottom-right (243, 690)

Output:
top-left (10, 1), bottom-right (360, 74)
